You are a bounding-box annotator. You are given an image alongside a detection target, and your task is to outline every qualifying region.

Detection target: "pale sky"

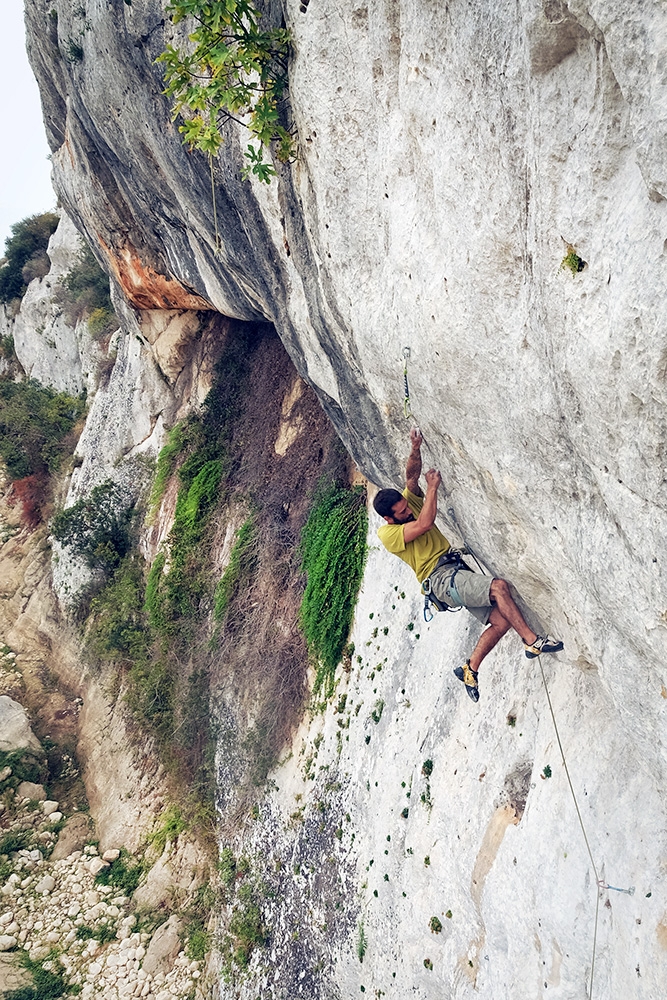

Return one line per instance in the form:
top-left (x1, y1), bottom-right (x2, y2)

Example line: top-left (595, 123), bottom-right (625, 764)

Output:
top-left (0, 1), bottom-right (57, 252)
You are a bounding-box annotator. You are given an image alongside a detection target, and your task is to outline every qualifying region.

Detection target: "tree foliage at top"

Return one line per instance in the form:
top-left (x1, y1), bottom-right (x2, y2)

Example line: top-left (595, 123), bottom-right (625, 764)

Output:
top-left (0, 213), bottom-right (59, 304)
top-left (158, 0), bottom-right (295, 183)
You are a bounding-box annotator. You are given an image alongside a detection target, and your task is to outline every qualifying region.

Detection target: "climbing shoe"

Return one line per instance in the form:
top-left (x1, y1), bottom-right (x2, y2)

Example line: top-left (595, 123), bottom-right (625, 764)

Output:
top-left (453, 661), bottom-right (479, 702)
top-left (524, 634), bottom-right (564, 659)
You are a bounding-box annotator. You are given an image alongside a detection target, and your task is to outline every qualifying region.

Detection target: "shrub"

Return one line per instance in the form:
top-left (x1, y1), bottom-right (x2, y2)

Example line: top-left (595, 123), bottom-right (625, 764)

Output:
top-left (0, 335), bottom-right (16, 362)
top-left (213, 517), bottom-right (258, 622)
top-left (9, 474), bottom-right (48, 528)
top-left (21, 252), bottom-right (51, 284)
top-left (51, 480), bottom-right (133, 572)
top-left (94, 848), bottom-right (146, 895)
top-left (0, 378), bottom-right (85, 481)
top-left (299, 481), bottom-right (368, 697)
top-left (5, 950), bottom-right (70, 1000)
top-left (0, 212), bottom-right (59, 303)
top-left (0, 749), bottom-right (47, 788)
top-left (59, 240), bottom-right (116, 336)
top-left (86, 556), bottom-right (148, 660)
top-left (0, 829), bottom-right (33, 855)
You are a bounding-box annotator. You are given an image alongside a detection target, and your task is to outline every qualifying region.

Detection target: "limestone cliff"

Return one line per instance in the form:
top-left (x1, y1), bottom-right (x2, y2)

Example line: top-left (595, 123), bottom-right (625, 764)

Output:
top-left (17, 0), bottom-right (667, 998)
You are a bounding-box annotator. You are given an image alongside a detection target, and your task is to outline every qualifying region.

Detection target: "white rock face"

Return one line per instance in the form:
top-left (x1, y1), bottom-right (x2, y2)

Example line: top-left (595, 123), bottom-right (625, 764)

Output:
top-left (11, 213), bottom-right (105, 396)
top-left (0, 696), bottom-right (41, 753)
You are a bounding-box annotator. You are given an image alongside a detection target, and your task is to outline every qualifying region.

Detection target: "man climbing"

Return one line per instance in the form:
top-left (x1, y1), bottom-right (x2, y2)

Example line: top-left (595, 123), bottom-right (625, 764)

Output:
top-left (373, 428), bottom-right (563, 702)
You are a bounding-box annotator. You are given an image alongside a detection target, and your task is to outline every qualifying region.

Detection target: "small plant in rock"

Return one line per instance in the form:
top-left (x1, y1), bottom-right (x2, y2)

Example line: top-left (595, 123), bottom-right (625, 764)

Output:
top-left (5, 949), bottom-right (72, 1000)
top-left (370, 700), bottom-right (384, 725)
top-left (0, 829), bottom-right (33, 855)
top-left (423, 957), bottom-right (433, 970)
top-left (541, 764), bottom-right (552, 779)
top-left (421, 759), bottom-right (433, 778)
top-left (94, 848), bottom-right (146, 895)
top-left (148, 803), bottom-right (187, 856)
top-left (300, 480), bottom-right (368, 698)
top-left (219, 847), bottom-right (237, 889)
top-left (560, 243), bottom-right (586, 276)
top-left (213, 516), bottom-right (258, 623)
top-left (356, 920), bottom-right (367, 963)
top-left (429, 916), bottom-right (442, 934)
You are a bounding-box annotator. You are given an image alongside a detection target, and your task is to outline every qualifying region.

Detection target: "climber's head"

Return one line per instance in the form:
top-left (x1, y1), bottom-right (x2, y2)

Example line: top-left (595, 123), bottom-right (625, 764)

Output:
top-left (373, 489), bottom-right (415, 524)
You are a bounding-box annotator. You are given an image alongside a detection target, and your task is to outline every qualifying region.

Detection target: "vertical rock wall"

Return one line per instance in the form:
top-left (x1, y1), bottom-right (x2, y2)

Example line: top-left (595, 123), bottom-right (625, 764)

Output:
top-left (19, 0), bottom-right (667, 997)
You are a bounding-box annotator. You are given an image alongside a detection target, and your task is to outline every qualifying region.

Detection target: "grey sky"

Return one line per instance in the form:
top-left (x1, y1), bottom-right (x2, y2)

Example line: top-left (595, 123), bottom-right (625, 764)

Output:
top-left (1, 1), bottom-right (57, 252)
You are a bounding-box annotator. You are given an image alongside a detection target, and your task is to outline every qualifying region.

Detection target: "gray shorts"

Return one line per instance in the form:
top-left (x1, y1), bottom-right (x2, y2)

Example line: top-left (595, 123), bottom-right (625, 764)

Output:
top-left (429, 565), bottom-right (493, 625)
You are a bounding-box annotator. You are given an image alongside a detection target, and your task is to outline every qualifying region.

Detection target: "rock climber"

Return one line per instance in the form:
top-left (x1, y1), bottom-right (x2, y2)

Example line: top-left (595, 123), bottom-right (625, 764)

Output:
top-left (373, 428), bottom-right (563, 702)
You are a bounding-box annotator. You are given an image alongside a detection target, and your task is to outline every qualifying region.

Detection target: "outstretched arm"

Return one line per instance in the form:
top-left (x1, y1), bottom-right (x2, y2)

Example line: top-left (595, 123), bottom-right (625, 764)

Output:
top-left (402, 468), bottom-right (442, 543)
top-left (406, 427), bottom-right (423, 496)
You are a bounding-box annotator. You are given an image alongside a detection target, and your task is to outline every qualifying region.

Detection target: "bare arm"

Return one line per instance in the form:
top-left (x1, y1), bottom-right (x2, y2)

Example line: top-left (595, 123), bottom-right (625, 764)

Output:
top-left (406, 427), bottom-right (423, 496)
top-left (402, 469), bottom-right (441, 543)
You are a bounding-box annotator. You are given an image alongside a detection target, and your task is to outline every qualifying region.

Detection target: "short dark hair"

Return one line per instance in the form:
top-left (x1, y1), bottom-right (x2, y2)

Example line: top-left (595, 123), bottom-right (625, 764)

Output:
top-left (373, 488), bottom-right (403, 519)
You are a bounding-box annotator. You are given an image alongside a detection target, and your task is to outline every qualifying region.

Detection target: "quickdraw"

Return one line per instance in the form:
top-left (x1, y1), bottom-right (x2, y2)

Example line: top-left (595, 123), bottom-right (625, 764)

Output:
top-left (402, 347), bottom-right (412, 419)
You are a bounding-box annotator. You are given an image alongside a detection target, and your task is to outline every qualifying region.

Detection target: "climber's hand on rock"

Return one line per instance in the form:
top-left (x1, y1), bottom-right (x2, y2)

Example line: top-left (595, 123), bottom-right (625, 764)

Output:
top-left (410, 426), bottom-right (423, 451)
top-left (424, 468), bottom-right (441, 491)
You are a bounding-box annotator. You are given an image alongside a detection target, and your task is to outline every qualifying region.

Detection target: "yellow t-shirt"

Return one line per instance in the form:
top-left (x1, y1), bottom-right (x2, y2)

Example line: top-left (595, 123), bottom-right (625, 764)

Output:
top-left (377, 488), bottom-right (450, 582)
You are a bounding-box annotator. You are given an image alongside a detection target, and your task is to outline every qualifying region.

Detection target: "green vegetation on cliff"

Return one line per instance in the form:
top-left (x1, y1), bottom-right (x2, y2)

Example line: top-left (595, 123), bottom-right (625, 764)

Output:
top-left (0, 212), bottom-right (59, 303)
top-left (300, 481), bottom-right (368, 698)
top-left (0, 379), bottom-right (85, 482)
top-left (0, 377), bottom-right (85, 526)
top-left (59, 240), bottom-right (117, 338)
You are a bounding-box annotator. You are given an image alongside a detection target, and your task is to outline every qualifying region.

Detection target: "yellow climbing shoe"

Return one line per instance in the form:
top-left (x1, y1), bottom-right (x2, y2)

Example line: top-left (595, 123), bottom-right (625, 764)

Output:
top-left (524, 634), bottom-right (564, 659)
top-left (453, 661), bottom-right (479, 703)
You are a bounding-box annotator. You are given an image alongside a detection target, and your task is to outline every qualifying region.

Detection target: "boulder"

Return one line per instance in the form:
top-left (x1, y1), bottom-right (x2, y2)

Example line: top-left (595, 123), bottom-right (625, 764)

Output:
top-left (16, 782), bottom-right (45, 802)
top-left (0, 697), bottom-right (41, 754)
top-left (51, 813), bottom-right (94, 862)
top-left (141, 915), bottom-right (182, 976)
top-left (34, 876), bottom-right (55, 894)
top-left (41, 801), bottom-right (59, 816)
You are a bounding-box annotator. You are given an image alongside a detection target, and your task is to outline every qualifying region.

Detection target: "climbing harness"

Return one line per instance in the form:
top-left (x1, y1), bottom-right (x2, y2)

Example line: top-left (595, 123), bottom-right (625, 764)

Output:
top-left (402, 347), bottom-right (412, 419)
top-left (422, 550), bottom-right (468, 622)
top-left (536, 653), bottom-right (634, 1000)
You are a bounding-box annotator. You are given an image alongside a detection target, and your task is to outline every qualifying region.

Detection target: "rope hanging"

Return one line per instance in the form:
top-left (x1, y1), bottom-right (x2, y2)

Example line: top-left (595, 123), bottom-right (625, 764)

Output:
top-left (209, 153), bottom-right (222, 256)
top-left (536, 654), bottom-right (633, 999)
top-left (400, 339), bottom-right (633, 998)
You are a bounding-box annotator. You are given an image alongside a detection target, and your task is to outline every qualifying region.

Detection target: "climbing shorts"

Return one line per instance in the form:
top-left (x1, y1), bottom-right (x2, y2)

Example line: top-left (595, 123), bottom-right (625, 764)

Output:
top-left (428, 565), bottom-right (493, 625)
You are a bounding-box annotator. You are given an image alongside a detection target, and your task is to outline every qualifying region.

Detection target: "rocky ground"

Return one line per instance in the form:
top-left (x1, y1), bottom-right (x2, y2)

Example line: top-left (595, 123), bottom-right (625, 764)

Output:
top-left (0, 762), bottom-right (204, 999)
